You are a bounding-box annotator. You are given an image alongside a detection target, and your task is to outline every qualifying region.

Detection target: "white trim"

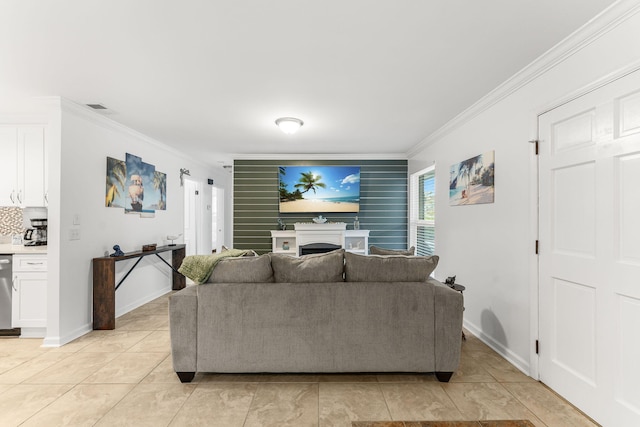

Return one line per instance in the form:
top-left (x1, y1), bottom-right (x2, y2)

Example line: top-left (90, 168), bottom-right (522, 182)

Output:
top-left (529, 125), bottom-right (540, 380)
top-left (233, 153), bottom-right (408, 161)
top-left (42, 322), bottom-right (92, 348)
top-left (409, 165), bottom-right (436, 254)
top-left (407, 0), bottom-right (640, 158)
top-left (464, 320), bottom-right (531, 376)
top-left (535, 58), bottom-right (640, 116)
top-left (115, 285), bottom-right (172, 318)
top-left (35, 96), bottom-right (215, 169)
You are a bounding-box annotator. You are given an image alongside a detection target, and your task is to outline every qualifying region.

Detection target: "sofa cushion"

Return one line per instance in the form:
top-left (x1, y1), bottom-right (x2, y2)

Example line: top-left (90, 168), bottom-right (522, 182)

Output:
top-left (271, 249), bottom-right (345, 283)
top-left (344, 252), bottom-right (439, 282)
top-left (369, 245), bottom-right (416, 256)
top-left (207, 254), bottom-right (274, 283)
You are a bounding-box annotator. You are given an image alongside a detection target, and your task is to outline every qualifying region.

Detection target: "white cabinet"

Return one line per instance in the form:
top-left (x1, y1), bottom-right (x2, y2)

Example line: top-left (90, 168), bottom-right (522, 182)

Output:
top-left (344, 230), bottom-right (369, 255)
top-left (12, 254), bottom-right (47, 337)
top-left (0, 127), bottom-right (19, 206)
top-left (0, 126), bottom-right (47, 207)
top-left (271, 230), bottom-right (297, 256)
top-left (270, 228), bottom-right (369, 256)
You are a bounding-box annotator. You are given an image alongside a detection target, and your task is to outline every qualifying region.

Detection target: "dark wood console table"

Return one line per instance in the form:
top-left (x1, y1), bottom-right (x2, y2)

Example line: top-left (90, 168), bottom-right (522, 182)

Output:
top-left (92, 244), bottom-right (186, 330)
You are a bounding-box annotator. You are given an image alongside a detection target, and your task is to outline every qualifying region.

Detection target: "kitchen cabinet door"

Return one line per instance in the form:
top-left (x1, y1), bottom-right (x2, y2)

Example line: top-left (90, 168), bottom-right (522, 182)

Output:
top-left (12, 271), bottom-right (47, 329)
top-left (17, 127), bottom-right (46, 207)
top-left (12, 254), bottom-right (47, 336)
top-left (0, 127), bottom-right (19, 206)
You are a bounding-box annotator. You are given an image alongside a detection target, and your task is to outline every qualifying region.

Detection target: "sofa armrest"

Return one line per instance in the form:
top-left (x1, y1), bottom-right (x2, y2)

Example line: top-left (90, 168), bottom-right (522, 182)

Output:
top-left (430, 278), bottom-right (464, 372)
top-left (169, 286), bottom-right (198, 374)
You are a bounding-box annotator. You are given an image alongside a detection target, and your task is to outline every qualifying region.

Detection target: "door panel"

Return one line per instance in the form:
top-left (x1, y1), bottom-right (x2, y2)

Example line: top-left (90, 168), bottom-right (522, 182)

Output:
top-left (619, 295), bottom-right (640, 413)
top-left (617, 153), bottom-right (640, 262)
top-left (539, 68), bottom-right (640, 426)
top-left (551, 278), bottom-right (597, 386)
top-left (552, 162), bottom-right (596, 256)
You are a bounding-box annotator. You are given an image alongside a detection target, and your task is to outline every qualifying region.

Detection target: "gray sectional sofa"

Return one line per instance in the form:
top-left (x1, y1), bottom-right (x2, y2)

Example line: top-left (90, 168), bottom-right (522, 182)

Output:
top-left (169, 249), bottom-right (463, 383)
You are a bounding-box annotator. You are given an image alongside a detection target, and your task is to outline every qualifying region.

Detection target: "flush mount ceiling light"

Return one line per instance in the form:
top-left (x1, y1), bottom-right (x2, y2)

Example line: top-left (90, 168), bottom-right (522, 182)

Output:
top-left (275, 117), bottom-right (304, 135)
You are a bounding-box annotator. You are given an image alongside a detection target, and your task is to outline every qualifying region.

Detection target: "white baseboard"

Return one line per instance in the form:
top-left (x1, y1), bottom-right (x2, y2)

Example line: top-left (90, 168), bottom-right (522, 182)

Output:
top-left (463, 319), bottom-right (532, 377)
top-left (42, 322), bottom-right (92, 347)
top-left (115, 286), bottom-right (171, 318)
top-left (18, 327), bottom-right (46, 339)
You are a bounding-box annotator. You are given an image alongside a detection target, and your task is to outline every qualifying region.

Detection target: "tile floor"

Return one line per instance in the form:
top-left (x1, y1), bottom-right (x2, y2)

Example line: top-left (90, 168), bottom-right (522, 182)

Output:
top-left (0, 292), bottom-right (599, 427)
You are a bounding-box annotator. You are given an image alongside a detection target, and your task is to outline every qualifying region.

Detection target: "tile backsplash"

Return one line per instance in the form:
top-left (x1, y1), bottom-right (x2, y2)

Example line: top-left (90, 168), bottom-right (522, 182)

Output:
top-left (0, 207), bottom-right (24, 236)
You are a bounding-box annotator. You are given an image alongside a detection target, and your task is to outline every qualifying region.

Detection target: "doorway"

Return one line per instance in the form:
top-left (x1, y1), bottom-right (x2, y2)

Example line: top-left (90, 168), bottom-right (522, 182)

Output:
top-left (183, 178), bottom-right (201, 256)
top-left (211, 186), bottom-right (225, 252)
top-left (538, 68), bottom-right (640, 426)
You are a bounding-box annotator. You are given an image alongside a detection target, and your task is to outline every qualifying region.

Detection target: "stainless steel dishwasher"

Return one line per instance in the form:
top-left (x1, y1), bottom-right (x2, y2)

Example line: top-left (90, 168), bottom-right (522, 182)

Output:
top-left (0, 255), bottom-right (12, 329)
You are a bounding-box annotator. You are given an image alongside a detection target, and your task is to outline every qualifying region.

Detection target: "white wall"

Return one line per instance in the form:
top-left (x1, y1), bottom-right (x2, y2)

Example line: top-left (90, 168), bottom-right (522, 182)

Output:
top-left (42, 98), bottom-right (230, 346)
top-left (409, 4), bottom-right (640, 375)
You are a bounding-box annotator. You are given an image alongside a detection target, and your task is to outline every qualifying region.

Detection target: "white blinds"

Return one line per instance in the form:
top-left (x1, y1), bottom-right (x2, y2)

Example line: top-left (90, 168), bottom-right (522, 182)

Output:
top-left (410, 166), bottom-right (435, 256)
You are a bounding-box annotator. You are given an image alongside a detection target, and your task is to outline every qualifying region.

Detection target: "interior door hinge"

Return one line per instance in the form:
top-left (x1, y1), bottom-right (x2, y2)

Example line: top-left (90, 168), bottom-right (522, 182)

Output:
top-left (536, 340), bottom-right (539, 354)
top-left (529, 139), bottom-right (539, 155)
top-left (535, 240), bottom-right (539, 255)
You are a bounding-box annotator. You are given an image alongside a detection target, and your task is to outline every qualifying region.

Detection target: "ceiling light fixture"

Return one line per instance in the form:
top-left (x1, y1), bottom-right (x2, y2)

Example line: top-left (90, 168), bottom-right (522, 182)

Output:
top-left (275, 117), bottom-right (304, 135)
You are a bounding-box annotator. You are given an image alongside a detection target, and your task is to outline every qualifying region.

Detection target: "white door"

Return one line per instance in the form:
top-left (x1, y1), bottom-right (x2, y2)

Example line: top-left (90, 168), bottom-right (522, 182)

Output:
top-left (183, 178), bottom-right (201, 256)
top-left (211, 186), bottom-right (225, 252)
top-left (539, 69), bottom-right (640, 426)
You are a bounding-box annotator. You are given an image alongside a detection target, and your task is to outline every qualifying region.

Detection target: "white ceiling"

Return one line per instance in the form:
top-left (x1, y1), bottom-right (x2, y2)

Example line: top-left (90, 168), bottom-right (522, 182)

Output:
top-left (0, 0), bottom-right (618, 165)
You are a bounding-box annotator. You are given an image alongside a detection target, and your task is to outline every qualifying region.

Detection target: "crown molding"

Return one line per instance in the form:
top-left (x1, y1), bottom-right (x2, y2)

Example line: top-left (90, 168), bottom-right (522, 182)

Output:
top-left (233, 152), bottom-right (408, 161)
top-left (406, 0), bottom-right (640, 158)
top-left (37, 96), bottom-right (214, 169)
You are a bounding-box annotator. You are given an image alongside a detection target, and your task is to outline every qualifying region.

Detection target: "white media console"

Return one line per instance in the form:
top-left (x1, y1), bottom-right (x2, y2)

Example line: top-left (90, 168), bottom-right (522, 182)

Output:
top-left (271, 223), bottom-right (369, 256)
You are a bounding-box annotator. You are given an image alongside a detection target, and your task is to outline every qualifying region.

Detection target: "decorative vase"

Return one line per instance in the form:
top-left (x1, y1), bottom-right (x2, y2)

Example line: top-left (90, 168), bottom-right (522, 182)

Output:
top-left (282, 241), bottom-right (289, 251)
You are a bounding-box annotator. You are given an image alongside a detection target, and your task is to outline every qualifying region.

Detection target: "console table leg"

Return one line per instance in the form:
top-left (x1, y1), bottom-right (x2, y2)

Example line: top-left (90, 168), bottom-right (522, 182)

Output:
top-left (172, 247), bottom-right (186, 290)
top-left (93, 258), bottom-right (116, 330)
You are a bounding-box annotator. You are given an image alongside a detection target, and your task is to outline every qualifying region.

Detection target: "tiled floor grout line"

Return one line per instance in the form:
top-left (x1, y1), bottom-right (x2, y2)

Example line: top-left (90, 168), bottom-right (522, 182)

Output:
top-left (377, 381), bottom-right (394, 423)
top-left (502, 382), bottom-right (550, 427)
top-left (242, 380), bottom-right (259, 427)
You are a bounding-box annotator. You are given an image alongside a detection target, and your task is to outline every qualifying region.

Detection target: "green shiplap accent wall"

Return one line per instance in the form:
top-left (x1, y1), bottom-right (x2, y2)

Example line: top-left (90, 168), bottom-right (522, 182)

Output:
top-left (234, 159), bottom-right (408, 254)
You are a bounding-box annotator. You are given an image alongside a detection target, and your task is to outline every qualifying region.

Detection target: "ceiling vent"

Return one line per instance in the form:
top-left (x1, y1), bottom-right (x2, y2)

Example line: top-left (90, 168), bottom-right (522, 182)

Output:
top-left (86, 103), bottom-right (108, 110)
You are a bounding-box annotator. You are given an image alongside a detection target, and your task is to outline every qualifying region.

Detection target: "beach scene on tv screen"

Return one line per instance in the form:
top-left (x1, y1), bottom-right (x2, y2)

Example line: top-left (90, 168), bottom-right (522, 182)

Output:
top-left (279, 166), bottom-right (360, 213)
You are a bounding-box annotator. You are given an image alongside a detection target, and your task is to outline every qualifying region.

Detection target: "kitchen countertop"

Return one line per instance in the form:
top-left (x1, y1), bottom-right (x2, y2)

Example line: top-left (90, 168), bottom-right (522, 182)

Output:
top-left (0, 244), bottom-right (47, 255)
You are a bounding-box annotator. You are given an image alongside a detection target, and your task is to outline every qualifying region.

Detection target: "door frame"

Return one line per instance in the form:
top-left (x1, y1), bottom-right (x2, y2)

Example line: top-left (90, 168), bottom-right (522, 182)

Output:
top-left (530, 59), bottom-right (640, 381)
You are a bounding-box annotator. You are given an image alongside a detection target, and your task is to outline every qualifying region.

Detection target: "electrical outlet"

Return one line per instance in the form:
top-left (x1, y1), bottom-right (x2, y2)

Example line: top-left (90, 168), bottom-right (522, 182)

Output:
top-left (69, 229), bottom-right (80, 240)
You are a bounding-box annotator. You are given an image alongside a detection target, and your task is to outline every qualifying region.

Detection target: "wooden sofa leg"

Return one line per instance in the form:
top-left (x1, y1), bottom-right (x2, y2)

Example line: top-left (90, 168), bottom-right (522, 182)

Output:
top-left (435, 371), bottom-right (453, 382)
top-left (176, 372), bottom-right (195, 383)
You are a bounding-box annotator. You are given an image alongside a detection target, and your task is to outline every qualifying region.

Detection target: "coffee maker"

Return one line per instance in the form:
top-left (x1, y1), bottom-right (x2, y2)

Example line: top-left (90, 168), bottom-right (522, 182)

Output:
top-left (24, 218), bottom-right (47, 246)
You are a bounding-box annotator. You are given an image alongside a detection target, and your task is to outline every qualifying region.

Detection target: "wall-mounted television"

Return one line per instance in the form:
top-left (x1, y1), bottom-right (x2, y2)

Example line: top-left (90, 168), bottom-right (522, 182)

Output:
top-left (279, 166), bottom-right (360, 213)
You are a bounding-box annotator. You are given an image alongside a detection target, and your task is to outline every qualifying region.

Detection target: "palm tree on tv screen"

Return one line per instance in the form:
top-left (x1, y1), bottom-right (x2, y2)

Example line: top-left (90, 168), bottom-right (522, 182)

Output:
top-left (294, 171), bottom-right (327, 195)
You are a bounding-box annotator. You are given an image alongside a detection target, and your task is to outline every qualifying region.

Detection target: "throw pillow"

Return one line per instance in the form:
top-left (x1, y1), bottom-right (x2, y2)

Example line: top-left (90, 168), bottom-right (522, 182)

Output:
top-left (369, 245), bottom-right (416, 256)
top-left (344, 251), bottom-right (439, 282)
top-left (271, 249), bottom-right (345, 283)
top-left (207, 254), bottom-right (274, 283)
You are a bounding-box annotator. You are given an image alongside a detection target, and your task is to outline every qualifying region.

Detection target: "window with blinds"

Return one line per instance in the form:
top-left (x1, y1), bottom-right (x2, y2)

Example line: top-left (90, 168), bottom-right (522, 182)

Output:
top-left (410, 166), bottom-right (435, 256)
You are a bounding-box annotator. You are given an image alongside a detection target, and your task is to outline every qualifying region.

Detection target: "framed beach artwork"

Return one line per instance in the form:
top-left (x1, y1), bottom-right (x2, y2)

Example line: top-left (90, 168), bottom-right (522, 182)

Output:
top-left (449, 151), bottom-right (495, 206)
top-left (278, 165), bottom-right (360, 213)
top-left (105, 153), bottom-right (167, 217)
top-left (105, 157), bottom-right (126, 208)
